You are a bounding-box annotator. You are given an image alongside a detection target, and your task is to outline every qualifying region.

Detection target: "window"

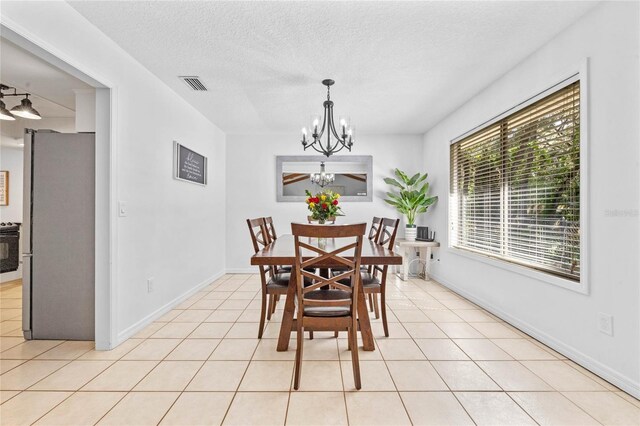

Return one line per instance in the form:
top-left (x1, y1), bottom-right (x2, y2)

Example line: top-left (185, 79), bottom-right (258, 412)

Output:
top-left (450, 80), bottom-right (581, 282)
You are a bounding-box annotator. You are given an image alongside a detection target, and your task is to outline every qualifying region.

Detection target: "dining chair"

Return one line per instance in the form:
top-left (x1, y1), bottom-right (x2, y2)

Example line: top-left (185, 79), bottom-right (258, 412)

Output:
top-left (247, 217), bottom-right (291, 338)
top-left (264, 216), bottom-right (290, 274)
top-left (363, 217), bottom-right (399, 337)
top-left (291, 222), bottom-right (366, 390)
top-left (332, 216), bottom-right (383, 312)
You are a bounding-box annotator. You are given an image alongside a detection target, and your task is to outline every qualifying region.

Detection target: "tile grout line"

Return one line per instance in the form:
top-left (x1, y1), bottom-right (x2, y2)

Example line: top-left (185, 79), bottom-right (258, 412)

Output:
top-left (91, 275), bottom-right (234, 425)
top-left (392, 281), bottom-right (478, 425)
top-left (2, 273), bottom-right (637, 425)
top-left (154, 274), bottom-right (246, 425)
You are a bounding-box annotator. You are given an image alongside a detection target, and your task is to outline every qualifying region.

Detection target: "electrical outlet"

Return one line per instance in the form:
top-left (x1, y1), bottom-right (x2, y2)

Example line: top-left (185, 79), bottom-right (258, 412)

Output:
top-left (597, 312), bottom-right (613, 336)
top-left (147, 277), bottom-right (154, 293)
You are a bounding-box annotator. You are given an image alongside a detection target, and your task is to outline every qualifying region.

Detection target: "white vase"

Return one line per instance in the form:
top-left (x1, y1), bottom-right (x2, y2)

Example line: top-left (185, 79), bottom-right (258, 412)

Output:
top-left (405, 225), bottom-right (417, 241)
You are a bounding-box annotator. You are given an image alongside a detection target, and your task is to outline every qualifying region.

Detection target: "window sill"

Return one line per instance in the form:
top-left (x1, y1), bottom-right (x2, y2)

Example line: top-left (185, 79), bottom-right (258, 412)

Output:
top-left (446, 246), bottom-right (589, 295)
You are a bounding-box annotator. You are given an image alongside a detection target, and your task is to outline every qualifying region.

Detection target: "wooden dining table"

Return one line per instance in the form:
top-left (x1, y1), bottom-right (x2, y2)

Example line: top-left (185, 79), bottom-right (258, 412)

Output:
top-left (250, 234), bottom-right (402, 351)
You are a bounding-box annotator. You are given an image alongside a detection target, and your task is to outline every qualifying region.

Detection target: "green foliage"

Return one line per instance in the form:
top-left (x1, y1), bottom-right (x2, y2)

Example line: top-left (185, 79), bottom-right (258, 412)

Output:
top-left (384, 169), bottom-right (438, 226)
top-left (305, 189), bottom-right (343, 222)
top-left (453, 108), bottom-right (581, 275)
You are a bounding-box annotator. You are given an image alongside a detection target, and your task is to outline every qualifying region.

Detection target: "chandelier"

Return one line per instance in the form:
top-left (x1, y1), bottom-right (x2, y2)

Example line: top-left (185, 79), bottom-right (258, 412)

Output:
top-left (300, 79), bottom-right (354, 157)
top-left (310, 162), bottom-right (335, 188)
top-left (0, 84), bottom-right (42, 121)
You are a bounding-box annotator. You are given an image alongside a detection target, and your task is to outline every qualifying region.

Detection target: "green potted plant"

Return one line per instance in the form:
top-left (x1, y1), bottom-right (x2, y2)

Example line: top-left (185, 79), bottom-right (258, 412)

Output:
top-left (384, 169), bottom-right (438, 241)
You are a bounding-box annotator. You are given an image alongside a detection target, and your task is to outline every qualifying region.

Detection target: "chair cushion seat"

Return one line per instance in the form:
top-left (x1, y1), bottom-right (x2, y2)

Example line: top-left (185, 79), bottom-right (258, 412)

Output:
top-left (330, 271), bottom-right (381, 288)
top-left (276, 266), bottom-right (292, 274)
top-left (266, 273), bottom-right (291, 290)
top-left (303, 289), bottom-right (351, 317)
top-left (267, 272), bottom-right (315, 290)
top-left (360, 272), bottom-right (381, 288)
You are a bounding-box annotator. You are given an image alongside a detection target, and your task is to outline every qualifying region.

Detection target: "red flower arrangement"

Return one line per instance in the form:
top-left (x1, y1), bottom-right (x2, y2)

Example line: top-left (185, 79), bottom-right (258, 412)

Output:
top-left (305, 190), bottom-right (344, 224)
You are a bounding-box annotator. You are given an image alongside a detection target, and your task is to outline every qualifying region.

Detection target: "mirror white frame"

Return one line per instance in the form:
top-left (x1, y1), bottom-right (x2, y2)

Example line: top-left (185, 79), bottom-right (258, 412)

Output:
top-left (276, 155), bottom-right (373, 202)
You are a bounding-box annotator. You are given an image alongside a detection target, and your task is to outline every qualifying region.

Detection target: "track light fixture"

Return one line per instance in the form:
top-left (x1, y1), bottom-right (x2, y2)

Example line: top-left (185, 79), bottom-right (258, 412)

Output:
top-left (0, 94), bottom-right (15, 121)
top-left (0, 84), bottom-right (42, 120)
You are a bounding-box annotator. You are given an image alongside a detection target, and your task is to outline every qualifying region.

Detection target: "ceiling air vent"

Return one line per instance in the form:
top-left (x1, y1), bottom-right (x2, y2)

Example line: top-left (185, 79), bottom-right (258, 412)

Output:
top-left (179, 76), bottom-right (207, 91)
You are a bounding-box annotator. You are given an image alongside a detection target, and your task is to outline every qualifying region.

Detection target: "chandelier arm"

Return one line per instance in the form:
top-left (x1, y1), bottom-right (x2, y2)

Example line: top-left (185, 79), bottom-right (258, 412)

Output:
top-left (315, 103), bottom-right (328, 140)
top-left (329, 111), bottom-right (346, 144)
top-left (326, 104), bottom-right (345, 153)
top-left (303, 140), bottom-right (315, 151)
top-left (332, 144), bottom-right (347, 154)
top-left (309, 144), bottom-right (326, 155)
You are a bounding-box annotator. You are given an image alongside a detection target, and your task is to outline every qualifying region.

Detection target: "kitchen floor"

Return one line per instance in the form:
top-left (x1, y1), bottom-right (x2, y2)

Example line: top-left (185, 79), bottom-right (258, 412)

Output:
top-left (1, 274), bottom-right (639, 425)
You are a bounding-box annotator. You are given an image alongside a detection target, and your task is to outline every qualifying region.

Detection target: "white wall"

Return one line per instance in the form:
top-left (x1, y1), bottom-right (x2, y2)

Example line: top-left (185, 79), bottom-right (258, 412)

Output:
top-left (0, 146), bottom-right (24, 283)
top-left (422, 2), bottom-right (639, 396)
top-left (0, 145), bottom-right (23, 223)
top-left (226, 134), bottom-right (427, 272)
top-left (1, 2), bottom-right (227, 346)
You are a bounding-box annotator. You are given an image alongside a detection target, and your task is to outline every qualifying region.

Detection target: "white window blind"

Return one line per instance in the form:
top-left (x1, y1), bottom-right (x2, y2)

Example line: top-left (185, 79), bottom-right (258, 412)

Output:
top-left (450, 81), bottom-right (581, 281)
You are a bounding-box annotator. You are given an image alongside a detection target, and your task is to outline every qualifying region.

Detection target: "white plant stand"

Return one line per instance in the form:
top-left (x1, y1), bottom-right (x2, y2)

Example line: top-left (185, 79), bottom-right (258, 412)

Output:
top-left (395, 239), bottom-right (440, 281)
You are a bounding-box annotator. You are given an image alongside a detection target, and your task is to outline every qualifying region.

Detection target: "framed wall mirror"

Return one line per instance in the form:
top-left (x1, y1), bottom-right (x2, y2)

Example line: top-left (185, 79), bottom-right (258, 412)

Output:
top-left (276, 155), bottom-right (373, 202)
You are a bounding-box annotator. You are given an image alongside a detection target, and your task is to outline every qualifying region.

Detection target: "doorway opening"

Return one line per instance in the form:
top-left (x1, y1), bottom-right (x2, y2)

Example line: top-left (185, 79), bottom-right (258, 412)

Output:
top-left (0, 27), bottom-right (113, 349)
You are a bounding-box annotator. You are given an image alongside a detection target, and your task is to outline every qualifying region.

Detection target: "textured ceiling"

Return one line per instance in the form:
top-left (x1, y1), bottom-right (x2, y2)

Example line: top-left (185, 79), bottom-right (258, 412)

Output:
top-left (1, 37), bottom-right (92, 118)
top-left (69, 1), bottom-right (598, 134)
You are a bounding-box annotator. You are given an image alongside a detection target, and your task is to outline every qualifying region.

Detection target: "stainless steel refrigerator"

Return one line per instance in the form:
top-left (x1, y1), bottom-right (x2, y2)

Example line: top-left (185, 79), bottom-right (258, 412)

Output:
top-left (22, 129), bottom-right (95, 340)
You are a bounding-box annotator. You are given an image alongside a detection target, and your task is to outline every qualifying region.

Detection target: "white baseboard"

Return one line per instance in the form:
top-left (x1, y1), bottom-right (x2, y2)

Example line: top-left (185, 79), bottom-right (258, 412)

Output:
top-left (226, 268), bottom-right (255, 274)
top-left (430, 272), bottom-right (640, 400)
top-left (115, 270), bottom-right (226, 346)
top-left (1, 269), bottom-right (22, 283)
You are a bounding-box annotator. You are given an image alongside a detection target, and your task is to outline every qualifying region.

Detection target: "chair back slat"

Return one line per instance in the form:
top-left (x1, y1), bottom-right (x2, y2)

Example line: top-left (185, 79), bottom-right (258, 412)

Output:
top-left (247, 218), bottom-right (271, 253)
top-left (247, 217), bottom-right (273, 277)
top-left (264, 216), bottom-right (278, 242)
top-left (368, 217), bottom-right (383, 241)
top-left (377, 218), bottom-right (400, 249)
top-left (292, 223), bottom-right (366, 313)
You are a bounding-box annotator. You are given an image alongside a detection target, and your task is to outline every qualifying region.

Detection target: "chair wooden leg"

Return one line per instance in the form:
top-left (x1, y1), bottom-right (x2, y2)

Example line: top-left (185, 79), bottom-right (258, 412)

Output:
top-left (294, 324), bottom-right (304, 390)
top-left (349, 324), bottom-right (361, 390)
top-left (373, 293), bottom-right (380, 319)
top-left (258, 290), bottom-right (267, 339)
top-left (368, 294), bottom-right (374, 312)
top-left (381, 291), bottom-right (389, 337)
top-left (266, 294), bottom-right (273, 320)
top-left (334, 331), bottom-right (338, 338)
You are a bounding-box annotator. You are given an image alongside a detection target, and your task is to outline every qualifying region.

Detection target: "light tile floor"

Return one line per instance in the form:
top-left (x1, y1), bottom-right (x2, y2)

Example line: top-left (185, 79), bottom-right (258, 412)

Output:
top-left (1, 275), bottom-right (639, 425)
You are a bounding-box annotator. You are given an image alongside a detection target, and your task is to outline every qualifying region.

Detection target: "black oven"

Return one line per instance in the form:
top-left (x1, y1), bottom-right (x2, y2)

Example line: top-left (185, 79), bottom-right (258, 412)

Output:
top-left (0, 223), bottom-right (20, 273)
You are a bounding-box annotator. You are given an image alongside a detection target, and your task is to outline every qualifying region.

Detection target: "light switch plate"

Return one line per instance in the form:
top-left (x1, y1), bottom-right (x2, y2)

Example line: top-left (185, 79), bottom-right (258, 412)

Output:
top-left (597, 312), bottom-right (613, 336)
top-left (118, 201), bottom-right (127, 217)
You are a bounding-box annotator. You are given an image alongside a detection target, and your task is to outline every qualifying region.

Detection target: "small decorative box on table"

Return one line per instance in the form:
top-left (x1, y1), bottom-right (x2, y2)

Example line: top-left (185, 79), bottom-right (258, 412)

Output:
top-left (395, 239), bottom-right (440, 281)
